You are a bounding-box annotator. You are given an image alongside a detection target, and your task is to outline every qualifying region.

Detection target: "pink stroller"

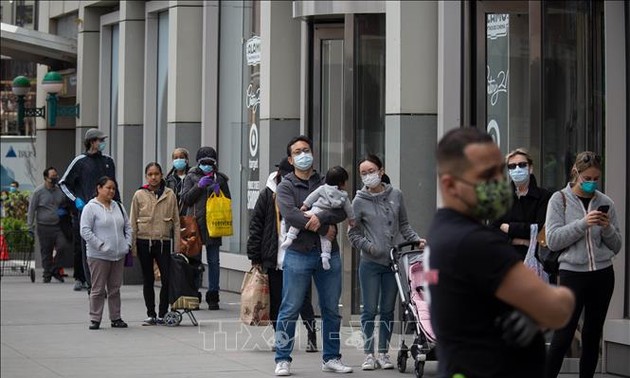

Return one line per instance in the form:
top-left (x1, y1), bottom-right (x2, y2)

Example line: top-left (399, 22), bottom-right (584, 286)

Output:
top-left (390, 242), bottom-right (437, 378)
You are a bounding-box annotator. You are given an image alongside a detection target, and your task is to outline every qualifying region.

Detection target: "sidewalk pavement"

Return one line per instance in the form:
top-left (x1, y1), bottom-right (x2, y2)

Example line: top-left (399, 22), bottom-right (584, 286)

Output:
top-left (0, 273), bottom-right (618, 378)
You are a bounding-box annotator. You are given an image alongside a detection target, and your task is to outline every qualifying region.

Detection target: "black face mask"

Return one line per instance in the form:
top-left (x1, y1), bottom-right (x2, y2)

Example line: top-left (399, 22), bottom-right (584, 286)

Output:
top-left (50, 178), bottom-right (59, 185)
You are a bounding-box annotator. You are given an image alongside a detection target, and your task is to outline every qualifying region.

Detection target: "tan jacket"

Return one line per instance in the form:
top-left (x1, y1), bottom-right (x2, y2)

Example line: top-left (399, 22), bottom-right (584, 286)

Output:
top-left (130, 186), bottom-right (181, 256)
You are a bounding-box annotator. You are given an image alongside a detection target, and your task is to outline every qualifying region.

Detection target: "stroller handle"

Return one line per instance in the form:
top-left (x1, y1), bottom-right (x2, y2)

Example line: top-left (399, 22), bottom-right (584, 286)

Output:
top-left (389, 241), bottom-right (423, 264)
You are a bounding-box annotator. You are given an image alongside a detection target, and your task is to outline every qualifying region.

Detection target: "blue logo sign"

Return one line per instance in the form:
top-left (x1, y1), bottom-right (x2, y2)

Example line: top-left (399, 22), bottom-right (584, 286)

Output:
top-left (5, 146), bottom-right (17, 158)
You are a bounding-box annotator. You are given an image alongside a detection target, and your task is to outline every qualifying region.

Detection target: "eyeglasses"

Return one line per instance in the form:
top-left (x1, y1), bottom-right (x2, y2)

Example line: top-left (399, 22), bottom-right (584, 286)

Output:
top-left (507, 162), bottom-right (528, 170)
top-left (581, 153), bottom-right (601, 164)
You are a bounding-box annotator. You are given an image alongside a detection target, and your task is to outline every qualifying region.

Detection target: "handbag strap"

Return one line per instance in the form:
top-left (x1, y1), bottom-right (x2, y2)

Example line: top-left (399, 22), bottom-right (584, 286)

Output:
top-left (116, 201), bottom-right (127, 238)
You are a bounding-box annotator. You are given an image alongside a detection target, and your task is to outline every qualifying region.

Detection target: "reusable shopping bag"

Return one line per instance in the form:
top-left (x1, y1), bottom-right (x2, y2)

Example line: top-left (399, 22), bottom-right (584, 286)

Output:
top-left (240, 266), bottom-right (270, 326)
top-left (179, 215), bottom-right (202, 257)
top-left (205, 190), bottom-right (233, 237)
top-left (524, 224), bottom-right (548, 283)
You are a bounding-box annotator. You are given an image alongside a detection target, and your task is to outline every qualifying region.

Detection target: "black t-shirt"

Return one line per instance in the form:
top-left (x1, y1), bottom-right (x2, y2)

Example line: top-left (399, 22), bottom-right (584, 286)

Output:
top-left (427, 208), bottom-right (545, 378)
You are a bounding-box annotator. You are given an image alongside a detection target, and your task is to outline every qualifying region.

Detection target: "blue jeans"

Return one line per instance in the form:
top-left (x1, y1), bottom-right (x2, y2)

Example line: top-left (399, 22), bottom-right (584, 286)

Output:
top-left (205, 244), bottom-right (220, 292)
top-left (275, 248), bottom-right (342, 363)
top-left (359, 259), bottom-right (398, 354)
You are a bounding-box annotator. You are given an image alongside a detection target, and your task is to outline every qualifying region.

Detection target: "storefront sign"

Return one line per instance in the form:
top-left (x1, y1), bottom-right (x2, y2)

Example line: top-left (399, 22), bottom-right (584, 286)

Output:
top-left (0, 136), bottom-right (39, 191)
top-left (486, 13), bottom-right (509, 155)
top-left (246, 36), bottom-right (261, 66)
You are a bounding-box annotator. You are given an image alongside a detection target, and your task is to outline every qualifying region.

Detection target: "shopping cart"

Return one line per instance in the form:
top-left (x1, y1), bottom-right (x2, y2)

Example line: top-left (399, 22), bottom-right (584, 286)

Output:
top-left (0, 229), bottom-right (36, 282)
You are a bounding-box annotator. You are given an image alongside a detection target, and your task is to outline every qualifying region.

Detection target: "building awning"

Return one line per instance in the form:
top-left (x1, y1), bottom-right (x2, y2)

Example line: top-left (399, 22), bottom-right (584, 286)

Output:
top-left (0, 22), bottom-right (77, 68)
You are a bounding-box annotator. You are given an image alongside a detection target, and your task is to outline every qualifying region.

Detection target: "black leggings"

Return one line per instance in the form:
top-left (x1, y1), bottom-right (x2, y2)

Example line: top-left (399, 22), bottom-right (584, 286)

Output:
top-left (137, 239), bottom-right (171, 318)
top-left (545, 266), bottom-right (614, 378)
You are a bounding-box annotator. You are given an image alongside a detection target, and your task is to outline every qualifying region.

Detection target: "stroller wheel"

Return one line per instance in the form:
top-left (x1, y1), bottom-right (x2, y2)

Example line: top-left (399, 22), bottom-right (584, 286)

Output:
top-left (164, 312), bottom-right (180, 327)
top-left (397, 349), bottom-right (408, 373)
top-left (414, 360), bottom-right (425, 378)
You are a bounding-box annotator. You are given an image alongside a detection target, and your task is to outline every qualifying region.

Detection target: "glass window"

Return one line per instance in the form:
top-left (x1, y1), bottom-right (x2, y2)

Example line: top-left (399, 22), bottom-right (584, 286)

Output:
top-left (485, 13), bottom-right (530, 157)
top-left (218, 0), bottom-right (260, 253)
top-left (156, 11), bottom-right (169, 164)
top-left (541, 1), bottom-right (604, 191)
top-left (354, 14), bottom-right (386, 166)
top-left (108, 24), bottom-right (119, 158)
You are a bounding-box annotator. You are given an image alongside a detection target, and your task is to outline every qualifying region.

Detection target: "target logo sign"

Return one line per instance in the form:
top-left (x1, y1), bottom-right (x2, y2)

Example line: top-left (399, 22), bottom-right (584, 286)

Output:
top-left (249, 123), bottom-right (259, 157)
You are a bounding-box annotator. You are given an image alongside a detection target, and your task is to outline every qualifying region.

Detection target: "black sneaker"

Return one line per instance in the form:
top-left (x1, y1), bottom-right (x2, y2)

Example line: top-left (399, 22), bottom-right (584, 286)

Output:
top-left (52, 272), bottom-right (65, 283)
top-left (111, 319), bottom-right (128, 328)
top-left (42, 277), bottom-right (51, 283)
top-left (89, 321), bottom-right (100, 330)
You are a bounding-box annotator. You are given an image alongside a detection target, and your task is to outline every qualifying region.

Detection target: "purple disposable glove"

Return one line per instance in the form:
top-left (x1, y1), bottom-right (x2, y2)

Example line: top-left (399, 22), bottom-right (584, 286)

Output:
top-left (198, 175), bottom-right (214, 188)
top-left (210, 183), bottom-right (220, 195)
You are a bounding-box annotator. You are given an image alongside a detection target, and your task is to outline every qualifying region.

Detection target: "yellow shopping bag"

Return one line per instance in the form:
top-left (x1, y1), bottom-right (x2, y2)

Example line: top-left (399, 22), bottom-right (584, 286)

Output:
top-left (206, 190), bottom-right (233, 237)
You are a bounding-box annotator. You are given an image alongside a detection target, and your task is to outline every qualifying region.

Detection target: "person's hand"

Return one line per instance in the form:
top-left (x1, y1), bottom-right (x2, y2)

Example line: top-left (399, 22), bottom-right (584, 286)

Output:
top-left (585, 210), bottom-right (604, 226)
top-left (598, 212), bottom-right (610, 228)
top-left (496, 310), bottom-right (540, 347)
top-left (75, 198), bottom-right (85, 211)
top-left (348, 219), bottom-right (356, 228)
top-left (500, 223), bottom-right (509, 233)
top-left (198, 175), bottom-right (214, 188)
top-left (300, 204), bottom-right (309, 211)
top-left (304, 213), bottom-right (321, 231)
top-left (417, 238), bottom-right (427, 249)
top-left (324, 225), bottom-right (337, 241)
top-left (56, 208), bottom-right (68, 217)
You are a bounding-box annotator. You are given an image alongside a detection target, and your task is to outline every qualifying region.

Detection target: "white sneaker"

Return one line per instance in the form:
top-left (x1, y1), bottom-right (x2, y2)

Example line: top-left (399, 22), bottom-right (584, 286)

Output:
top-left (361, 354), bottom-right (378, 370)
top-left (275, 360), bottom-right (291, 376)
top-left (377, 353), bottom-right (394, 369)
top-left (322, 358), bottom-right (353, 373)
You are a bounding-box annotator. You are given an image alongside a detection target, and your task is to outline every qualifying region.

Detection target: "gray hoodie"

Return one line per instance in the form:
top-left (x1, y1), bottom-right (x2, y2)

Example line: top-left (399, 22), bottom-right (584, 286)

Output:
top-left (545, 183), bottom-right (622, 272)
top-left (80, 199), bottom-right (132, 261)
top-left (348, 184), bottom-right (420, 266)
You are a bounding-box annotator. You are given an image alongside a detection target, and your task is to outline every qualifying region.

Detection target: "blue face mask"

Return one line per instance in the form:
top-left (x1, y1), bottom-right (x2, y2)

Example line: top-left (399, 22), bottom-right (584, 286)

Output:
top-left (293, 152), bottom-right (313, 171)
top-left (173, 158), bottom-right (187, 171)
top-left (199, 164), bottom-right (214, 174)
top-left (98, 141), bottom-right (106, 152)
top-left (580, 180), bottom-right (597, 194)
top-left (508, 167), bottom-right (529, 185)
top-left (8, 187), bottom-right (17, 193)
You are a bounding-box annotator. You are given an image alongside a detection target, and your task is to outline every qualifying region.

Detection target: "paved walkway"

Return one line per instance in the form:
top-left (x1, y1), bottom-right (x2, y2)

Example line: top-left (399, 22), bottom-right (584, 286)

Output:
top-left (0, 274), bottom-right (620, 378)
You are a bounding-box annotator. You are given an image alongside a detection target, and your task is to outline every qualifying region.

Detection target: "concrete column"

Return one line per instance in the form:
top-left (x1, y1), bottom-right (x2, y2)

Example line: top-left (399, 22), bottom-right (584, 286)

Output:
top-left (167, 1), bottom-right (203, 157)
top-left (117, 1), bottom-right (145, 211)
top-left (201, 1), bottom-right (220, 149)
top-left (260, 1), bottom-right (301, 176)
top-left (76, 5), bottom-right (103, 149)
top-left (385, 1), bottom-right (438, 236)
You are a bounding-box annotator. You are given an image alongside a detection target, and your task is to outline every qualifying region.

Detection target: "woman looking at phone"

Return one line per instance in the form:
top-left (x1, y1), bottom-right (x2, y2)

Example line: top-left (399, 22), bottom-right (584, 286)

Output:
top-left (543, 151), bottom-right (622, 378)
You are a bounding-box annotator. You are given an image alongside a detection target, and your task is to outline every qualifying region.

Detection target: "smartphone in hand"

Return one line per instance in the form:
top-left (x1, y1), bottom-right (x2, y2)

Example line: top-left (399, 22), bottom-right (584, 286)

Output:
top-left (597, 205), bottom-right (610, 213)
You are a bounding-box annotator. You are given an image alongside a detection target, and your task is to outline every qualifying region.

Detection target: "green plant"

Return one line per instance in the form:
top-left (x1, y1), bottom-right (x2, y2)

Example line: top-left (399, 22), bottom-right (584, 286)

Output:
top-left (1, 217), bottom-right (33, 252)
top-left (3, 191), bottom-right (30, 221)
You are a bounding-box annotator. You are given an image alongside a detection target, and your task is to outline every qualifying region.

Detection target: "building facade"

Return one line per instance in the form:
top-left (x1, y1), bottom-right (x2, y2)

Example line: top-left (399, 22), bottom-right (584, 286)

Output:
top-left (4, 1), bottom-right (627, 374)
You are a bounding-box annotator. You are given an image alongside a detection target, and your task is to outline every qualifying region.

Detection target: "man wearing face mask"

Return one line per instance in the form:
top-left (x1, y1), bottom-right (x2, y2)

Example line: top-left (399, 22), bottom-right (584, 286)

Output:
top-left (427, 128), bottom-right (575, 378)
top-left (60, 128), bottom-right (119, 291)
top-left (273, 135), bottom-right (352, 376)
top-left (492, 148), bottom-right (552, 261)
top-left (181, 146), bottom-right (231, 310)
top-left (27, 167), bottom-right (72, 283)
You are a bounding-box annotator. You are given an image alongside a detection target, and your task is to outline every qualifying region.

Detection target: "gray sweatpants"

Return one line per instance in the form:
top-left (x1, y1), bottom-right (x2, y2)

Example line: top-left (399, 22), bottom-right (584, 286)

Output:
top-left (87, 257), bottom-right (124, 323)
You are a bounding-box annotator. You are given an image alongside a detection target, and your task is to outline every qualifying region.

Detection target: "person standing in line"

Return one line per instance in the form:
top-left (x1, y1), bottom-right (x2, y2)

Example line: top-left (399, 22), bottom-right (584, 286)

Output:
top-left (26, 167), bottom-right (70, 283)
top-left (348, 154), bottom-right (425, 371)
top-left (80, 177), bottom-right (131, 330)
top-left (9, 181), bottom-right (20, 193)
top-left (165, 147), bottom-right (190, 210)
top-left (130, 162), bottom-right (181, 325)
top-left (247, 157), bottom-right (319, 353)
top-left (492, 148), bottom-right (552, 262)
top-left (180, 146), bottom-right (230, 310)
top-left (60, 128), bottom-right (119, 292)
top-left (273, 135), bottom-right (352, 376)
top-left (544, 151), bottom-right (622, 378)
top-left (427, 128), bottom-right (575, 378)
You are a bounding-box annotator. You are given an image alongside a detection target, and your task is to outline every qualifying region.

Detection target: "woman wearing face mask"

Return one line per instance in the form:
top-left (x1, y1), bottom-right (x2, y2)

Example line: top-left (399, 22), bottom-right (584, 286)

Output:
top-left (180, 146), bottom-right (231, 310)
top-left (544, 151), bottom-right (622, 378)
top-left (165, 148), bottom-right (190, 213)
top-left (492, 148), bottom-right (552, 261)
top-left (348, 154), bottom-right (425, 371)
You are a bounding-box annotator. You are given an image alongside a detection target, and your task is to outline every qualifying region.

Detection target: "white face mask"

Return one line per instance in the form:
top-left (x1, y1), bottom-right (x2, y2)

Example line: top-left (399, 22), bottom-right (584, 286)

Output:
top-left (361, 172), bottom-right (381, 188)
